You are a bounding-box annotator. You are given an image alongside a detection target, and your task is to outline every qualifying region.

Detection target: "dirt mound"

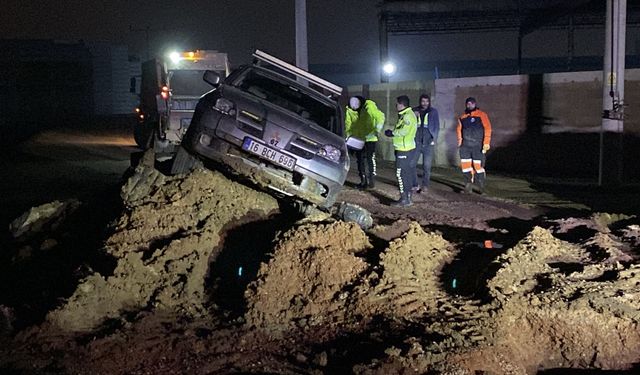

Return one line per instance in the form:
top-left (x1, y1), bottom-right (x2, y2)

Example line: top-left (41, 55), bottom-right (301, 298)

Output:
top-left (245, 221), bottom-right (460, 331)
top-left (355, 222), bottom-right (457, 319)
top-left (483, 225), bottom-right (640, 372)
top-left (4, 160), bottom-right (640, 374)
top-left (353, 223), bottom-right (640, 374)
top-left (45, 165), bottom-right (279, 332)
top-left (245, 221), bottom-right (371, 330)
top-left (487, 226), bottom-right (588, 300)
top-left (444, 223), bottom-right (640, 373)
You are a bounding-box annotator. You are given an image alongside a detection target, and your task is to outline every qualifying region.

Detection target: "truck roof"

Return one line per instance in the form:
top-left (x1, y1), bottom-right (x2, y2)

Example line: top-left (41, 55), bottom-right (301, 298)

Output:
top-left (165, 50), bottom-right (229, 72)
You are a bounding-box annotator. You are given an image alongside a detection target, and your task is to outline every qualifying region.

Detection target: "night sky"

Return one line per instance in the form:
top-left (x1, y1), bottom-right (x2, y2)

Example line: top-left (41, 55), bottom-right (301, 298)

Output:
top-left (2, 0), bottom-right (380, 65)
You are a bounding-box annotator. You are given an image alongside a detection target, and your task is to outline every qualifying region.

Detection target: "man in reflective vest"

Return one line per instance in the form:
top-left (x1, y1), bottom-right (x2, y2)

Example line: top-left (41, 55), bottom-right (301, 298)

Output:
top-left (457, 97), bottom-right (492, 194)
top-left (345, 96), bottom-right (385, 189)
top-left (384, 95), bottom-right (417, 206)
top-left (411, 94), bottom-right (440, 193)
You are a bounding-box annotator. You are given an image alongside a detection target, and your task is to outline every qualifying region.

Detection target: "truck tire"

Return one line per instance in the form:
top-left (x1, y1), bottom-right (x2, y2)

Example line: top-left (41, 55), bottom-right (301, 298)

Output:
top-left (320, 189), bottom-right (340, 210)
top-left (133, 122), bottom-right (155, 149)
top-left (130, 150), bottom-right (145, 168)
top-left (170, 146), bottom-right (197, 175)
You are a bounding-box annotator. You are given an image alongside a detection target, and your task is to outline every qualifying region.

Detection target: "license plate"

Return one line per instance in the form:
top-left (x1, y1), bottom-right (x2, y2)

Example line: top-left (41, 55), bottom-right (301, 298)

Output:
top-left (242, 138), bottom-right (296, 170)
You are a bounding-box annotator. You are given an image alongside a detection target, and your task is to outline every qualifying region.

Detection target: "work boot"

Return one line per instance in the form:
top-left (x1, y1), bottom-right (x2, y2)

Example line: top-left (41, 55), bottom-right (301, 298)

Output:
top-left (463, 183), bottom-right (473, 194)
top-left (366, 175), bottom-right (375, 190)
top-left (391, 191), bottom-right (413, 207)
top-left (356, 174), bottom-right (368, 190)
top-left (475, 175), bottom-right (486, 195)
top-left (411, 185), bottom-right (422, 194)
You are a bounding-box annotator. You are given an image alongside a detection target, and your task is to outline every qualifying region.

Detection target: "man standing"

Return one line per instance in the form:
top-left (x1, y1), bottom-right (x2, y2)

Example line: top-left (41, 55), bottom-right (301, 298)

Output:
top-left (457, 97), bottom-right (492, 194)
top-left (411, 94), bottom-right (440, 193)
top-left (345, 96), bottom-right (385, 189)
top-left (384, 95), bottom-right (417, 206)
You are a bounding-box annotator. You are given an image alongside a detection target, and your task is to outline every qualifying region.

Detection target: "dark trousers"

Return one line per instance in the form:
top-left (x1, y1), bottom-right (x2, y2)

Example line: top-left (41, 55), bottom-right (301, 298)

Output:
top-left (459, 144), bottom-right (486, 186)
top-left (355, 141), bottom-right (377, 180)
top-left (411, 141), bottom-right (434, 188)
top-left (395, 150), bottom-right (413, 194)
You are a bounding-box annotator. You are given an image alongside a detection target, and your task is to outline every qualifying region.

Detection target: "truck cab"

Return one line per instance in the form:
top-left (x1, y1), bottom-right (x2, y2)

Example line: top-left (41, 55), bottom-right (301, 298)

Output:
top-left (134, 50), bottom-right (230, 159)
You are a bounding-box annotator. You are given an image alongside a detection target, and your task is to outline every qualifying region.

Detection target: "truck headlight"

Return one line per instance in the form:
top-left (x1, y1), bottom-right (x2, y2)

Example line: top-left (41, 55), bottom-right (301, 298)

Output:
top-left (318, 144), bottom-right (341, 163)
top-left (214, 98), bottom-right (236, 116)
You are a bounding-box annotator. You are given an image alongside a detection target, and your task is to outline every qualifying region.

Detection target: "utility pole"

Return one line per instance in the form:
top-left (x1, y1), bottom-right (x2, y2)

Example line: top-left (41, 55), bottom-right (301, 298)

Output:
top-left (599, 0), bottom-right (626, 186)
top-left (295, 0), bottom-right (308, 71)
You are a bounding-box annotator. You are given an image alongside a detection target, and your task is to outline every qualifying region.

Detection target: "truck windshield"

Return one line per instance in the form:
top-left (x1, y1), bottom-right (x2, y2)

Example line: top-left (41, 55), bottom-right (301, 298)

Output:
top-left (168, 70), bottom-right (215, 97)
top-left (233, 69), bottom-right (338, 132)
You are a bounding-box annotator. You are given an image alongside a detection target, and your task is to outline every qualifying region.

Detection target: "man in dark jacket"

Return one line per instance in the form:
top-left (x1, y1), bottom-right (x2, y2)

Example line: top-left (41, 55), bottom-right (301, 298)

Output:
top-left (457, 97), bottom-right (492, 194)
top-left (410, 94), bottom-right (440, 193)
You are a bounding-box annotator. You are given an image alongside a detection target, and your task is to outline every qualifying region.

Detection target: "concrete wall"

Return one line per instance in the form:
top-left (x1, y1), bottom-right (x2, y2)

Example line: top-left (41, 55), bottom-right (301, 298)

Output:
top-left (435, 69), bottom-right (640, 179)
top-left (346, 69), bottom-right (640, 180)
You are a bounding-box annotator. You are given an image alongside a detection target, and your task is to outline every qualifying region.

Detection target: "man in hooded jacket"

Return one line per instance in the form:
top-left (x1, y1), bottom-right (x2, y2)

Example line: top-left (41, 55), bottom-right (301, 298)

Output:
top-left (345, 96), bottom-right (385, 189)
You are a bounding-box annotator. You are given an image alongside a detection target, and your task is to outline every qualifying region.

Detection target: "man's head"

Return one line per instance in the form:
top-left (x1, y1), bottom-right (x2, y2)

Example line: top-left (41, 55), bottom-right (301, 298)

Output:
top-left (396, 95), bottom-right (410, 111)
top-left (348, 96), bottom-right (365, 111)
top-left (419, 94), bottom-right (431, 109)
top-left (465, 97), bottom-right (477, 111)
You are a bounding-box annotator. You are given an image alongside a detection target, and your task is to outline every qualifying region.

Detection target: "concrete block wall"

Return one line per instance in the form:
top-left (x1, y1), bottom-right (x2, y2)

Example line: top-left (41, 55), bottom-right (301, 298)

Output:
top-left (435, 69), bottom-right (640, 178)
top-left (345, 69), bottom-right (640, 179)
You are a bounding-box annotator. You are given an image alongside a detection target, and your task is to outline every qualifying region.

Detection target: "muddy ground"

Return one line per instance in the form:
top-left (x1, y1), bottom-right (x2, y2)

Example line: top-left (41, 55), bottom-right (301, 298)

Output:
top-left (1, 128), bottom-right (640, 374)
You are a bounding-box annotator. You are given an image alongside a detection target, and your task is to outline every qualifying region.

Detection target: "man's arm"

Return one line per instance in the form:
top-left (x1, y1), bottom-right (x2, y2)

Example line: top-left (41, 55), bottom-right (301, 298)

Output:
top-left (480, 111), bottom-right (492, 146)
top-left (456, 117), bottom-right (463, 146)
top-left (430, 108), bottom-right (440, 142)
top-left (367, 102), bottom-right (385, 136)
top-left (393, 114), bottom-right (415, 136)
top-left (344, 107), bottom-right (353, 137)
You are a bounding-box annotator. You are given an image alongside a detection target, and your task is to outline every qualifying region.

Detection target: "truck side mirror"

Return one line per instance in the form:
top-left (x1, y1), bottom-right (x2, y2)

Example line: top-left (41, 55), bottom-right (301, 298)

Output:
top-left (129, 77), bottom-right (137, 93)
top-left (203, 70), bottom-right (221, 86)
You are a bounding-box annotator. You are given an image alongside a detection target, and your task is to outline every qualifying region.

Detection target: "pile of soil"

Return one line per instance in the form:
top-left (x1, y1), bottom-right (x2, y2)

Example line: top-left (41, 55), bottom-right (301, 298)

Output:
top-left (2, 165), bottom-right (640, 374)
top-left (44, 165), bottom-right (280, 332)
top-left (355, 221), bottom-right (640, 374)
top-left (245, 221), bottom-right (371, 330)
top-left (353, 222), bottom-right (458, 319)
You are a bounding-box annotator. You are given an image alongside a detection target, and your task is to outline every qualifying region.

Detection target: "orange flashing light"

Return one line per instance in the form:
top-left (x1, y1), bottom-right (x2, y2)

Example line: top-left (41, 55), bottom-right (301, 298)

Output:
top-left (180, 51), bottom-right (201, 61)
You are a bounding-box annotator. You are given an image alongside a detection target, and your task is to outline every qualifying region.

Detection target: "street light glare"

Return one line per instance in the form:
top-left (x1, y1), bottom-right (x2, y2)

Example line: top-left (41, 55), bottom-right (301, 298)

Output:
top-left (169, 51), bottom-right (181, 64)
top-left (383, 62), bottom-right (396, 75)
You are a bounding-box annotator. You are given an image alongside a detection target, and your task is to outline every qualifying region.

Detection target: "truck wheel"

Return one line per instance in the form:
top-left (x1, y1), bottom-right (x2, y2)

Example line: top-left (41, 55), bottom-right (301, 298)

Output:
top-left (134, 122), bottom-right (155, 149)
top-left (170, 146), bottom-right (197, 175)
top-left (292, 200), bottom-right (324, 217)
top-left (130, 150), bottom-right (145, 168)
top-left (320, 189), bottom-right (340, 210)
